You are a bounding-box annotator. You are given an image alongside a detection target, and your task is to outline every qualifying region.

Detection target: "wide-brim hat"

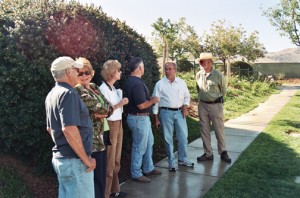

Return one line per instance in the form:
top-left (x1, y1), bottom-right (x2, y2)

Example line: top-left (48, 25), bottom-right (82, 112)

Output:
top-left (51, 56), bottom-right (83, 72)
top-left (199, 53), bottom-right (213, 61)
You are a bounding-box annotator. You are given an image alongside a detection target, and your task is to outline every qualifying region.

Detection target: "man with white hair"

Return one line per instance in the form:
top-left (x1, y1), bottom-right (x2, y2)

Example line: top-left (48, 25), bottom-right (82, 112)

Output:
top-left (45, 56), bottom-right (96, 197)
top-left (196, 53), bottom-right (231, 163)
top-left (153, 61), bottom-right (194, 172)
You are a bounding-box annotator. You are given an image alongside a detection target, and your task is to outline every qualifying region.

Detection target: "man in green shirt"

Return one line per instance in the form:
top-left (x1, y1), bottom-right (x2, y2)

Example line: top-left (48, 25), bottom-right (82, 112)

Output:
top-left (195, 52), bottom-right (231, 163)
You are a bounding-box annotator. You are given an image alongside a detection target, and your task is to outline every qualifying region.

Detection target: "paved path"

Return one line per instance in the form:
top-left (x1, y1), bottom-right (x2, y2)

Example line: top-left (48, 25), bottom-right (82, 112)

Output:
top-left (120, 85), bottom-right (300, 198)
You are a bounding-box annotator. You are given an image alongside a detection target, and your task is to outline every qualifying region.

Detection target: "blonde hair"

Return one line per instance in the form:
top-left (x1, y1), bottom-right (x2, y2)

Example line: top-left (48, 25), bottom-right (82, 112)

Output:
top-left (101, 60), bottom-right (121, 81)
top-left (76, 57), bottom-right (95, 77)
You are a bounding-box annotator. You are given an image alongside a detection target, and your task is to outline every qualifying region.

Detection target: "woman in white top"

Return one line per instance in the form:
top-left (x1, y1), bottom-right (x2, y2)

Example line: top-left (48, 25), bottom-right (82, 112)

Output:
top-left (99, 60), bottom-right (128, 198)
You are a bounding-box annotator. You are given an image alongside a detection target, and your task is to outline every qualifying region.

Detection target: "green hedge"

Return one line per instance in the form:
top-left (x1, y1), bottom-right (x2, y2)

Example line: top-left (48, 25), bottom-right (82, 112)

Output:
top-left (0, 0), bottom-right (159, 172)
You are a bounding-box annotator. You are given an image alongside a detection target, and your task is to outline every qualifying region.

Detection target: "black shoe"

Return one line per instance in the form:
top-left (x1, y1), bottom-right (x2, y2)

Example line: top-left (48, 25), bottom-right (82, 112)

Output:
top-left (197, 153), bottom-right (214, 161)
top-left (169, 167), bottom-right (176, 172)
top-left (110, 192), bottom-right (127, 197)
top-left (221, 151), bottom-right (231, 163)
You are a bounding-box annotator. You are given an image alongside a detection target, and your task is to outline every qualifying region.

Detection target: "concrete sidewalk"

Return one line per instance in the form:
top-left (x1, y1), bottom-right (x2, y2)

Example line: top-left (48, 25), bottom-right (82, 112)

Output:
top-left (120, 85), bottom-right (299, 198)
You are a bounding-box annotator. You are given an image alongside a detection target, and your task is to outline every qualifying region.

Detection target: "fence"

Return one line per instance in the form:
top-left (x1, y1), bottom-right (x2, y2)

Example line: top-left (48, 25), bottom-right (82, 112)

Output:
top-left (253, 63), bottom-right (300, 78)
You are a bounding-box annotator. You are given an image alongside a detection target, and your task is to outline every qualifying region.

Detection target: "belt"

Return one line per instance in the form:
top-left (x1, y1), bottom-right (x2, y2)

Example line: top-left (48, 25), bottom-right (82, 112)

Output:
top-left (128, 112), bottom-right (150, 116)
top-left (200, 100), bottom-right (219, 104)
top-left (200, 96), bottom-right (224, 104)
top-left (160, 107), bottom-right (182, 111)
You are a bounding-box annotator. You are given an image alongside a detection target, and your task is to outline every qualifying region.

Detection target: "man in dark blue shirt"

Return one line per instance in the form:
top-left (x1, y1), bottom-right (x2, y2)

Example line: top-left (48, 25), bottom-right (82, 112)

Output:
top-left (125, 56), bottom-right (161, 183)
top-left (45, 56), bottom-right (96, 197)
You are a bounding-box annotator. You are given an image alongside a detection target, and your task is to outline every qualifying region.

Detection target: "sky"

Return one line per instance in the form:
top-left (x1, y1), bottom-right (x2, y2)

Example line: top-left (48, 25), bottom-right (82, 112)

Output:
top-left (78, 0), bottom-right (296, 53)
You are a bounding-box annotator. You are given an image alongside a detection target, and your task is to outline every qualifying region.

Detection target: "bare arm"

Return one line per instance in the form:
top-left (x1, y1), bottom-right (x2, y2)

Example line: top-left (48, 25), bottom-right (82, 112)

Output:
top-left (47, 127), bottom-right (51, 134)
top-left (63, 126), bottom-right (96, 172)
top-left (113, 97), bottom-right (129, 110)
top-left (137, 96), bottom-right (159, 110)
top-left (181, 105), bottom-right (189, 118)
top-left (153, 114), bottom-right (161, 129)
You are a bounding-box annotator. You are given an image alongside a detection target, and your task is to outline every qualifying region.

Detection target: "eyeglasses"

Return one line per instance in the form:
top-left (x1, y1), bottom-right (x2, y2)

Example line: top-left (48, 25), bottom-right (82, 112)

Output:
top-left (78, 71), bottom-right (91, 76)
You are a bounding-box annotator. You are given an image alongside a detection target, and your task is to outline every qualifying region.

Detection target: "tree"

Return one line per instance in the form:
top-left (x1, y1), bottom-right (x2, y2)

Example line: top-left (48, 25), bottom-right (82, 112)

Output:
top-left (0, 0), bottom-right (160, 172)
top-left (241, 31), bottom-right (267, 62)
top-left (151, 17), bottom-right (201, 66)
top-left (201, 20), bottom-right (266, 78)
top-left (263, 0), bottom-right (300, 46)
top-left (151, 17), bottom-right (179, 66)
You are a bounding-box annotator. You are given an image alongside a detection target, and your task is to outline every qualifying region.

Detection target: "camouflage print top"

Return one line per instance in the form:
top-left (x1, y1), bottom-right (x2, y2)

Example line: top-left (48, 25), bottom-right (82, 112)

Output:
top-left (74, 83), bottom-right (113, 152)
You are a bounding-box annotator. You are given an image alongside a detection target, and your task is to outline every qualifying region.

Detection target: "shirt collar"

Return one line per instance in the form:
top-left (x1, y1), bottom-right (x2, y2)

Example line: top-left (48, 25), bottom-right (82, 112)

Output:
top-left (164, 76), bottom-right (178, 83)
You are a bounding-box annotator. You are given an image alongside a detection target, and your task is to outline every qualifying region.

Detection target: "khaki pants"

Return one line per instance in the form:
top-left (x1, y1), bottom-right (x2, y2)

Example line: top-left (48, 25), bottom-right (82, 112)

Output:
top-left (105, 120), bottom-right (123, 198)
top-left (198, 101), bottom-right (226, 156)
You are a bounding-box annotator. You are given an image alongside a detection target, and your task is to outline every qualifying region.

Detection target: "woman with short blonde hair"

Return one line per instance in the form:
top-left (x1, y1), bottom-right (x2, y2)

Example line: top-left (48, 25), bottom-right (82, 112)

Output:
top-left (75, 57), bottom-right (113, 198)
top-left (101, 60), bottom-right (121, 82)
top-left (99, 60), bottom-right (128, 198)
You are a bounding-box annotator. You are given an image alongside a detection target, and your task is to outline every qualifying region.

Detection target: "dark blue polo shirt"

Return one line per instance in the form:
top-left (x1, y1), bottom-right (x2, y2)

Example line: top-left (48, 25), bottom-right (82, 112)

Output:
top-left (125, 76), bottom-right (151, 113)
top-left (45, 82), bottom-right (93, 158)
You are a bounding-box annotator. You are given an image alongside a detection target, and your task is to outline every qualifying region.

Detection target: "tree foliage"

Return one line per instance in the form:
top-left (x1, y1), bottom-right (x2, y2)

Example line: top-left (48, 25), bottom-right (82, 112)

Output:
top-left (263, 0), bottom-right (300, 46)
top-left (0, 0), bottom-right (159, 172)
top-left (151, 17), bottom-right (201, 62)
top-left (201, 20), bottom-right (266, 75)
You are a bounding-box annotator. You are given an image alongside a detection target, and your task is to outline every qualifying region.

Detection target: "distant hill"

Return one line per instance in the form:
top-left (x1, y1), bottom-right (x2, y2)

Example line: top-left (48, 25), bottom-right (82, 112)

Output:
top-left (256, 47), bottom-right (300, 63)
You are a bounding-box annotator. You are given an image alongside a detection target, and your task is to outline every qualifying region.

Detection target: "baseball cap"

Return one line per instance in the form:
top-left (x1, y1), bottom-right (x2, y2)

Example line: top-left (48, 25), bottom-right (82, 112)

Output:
top-left (51, 56), bottom-right (83, 72)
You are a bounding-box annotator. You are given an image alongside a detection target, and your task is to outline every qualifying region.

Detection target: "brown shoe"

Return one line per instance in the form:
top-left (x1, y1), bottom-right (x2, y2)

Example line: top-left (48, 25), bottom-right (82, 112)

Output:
top-left (144, 169), bottom-right (162, 176)
top-left (197, 153), bottom-right (214, 161)
top-left (221, 151), bottom-right (232, 163)
top-left (133, 176), bottom-right (151, 183)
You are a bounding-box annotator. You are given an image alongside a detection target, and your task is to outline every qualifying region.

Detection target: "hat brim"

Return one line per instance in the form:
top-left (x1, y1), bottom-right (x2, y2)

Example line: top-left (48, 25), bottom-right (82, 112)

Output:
top-left (73, 61), bottom-right (84, 69)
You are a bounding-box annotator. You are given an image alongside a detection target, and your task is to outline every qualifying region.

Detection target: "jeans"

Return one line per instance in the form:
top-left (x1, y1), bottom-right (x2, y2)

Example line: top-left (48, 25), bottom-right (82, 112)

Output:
top-left (159, 109), bottom-right (188, 166)
top-left (127, 115), bottom-right (154, 178)
top-left (52, 157), bottom-right (94, 198)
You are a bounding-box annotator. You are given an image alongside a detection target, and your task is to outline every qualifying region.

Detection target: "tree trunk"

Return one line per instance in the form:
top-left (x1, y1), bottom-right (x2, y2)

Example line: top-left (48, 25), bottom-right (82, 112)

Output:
top-left (162, 38), bottom-right (168, 76)
top-left (226, 59), bottom-right (231, 80)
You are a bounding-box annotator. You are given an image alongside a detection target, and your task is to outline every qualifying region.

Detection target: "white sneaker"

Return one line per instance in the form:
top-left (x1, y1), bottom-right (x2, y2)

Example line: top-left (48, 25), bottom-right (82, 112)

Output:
top-left (178, 160), bottom-right (194, 167)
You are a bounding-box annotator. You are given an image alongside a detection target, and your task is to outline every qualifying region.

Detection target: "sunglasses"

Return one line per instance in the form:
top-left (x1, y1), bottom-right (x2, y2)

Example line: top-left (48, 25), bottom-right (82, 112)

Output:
top-left (199, 60), bottom-right (211, 65)
top-left (78, 71), bottom-right (91, 76)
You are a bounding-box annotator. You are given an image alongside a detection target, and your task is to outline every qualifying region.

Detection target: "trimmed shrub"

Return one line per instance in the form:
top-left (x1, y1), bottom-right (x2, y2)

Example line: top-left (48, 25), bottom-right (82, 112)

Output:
top-left (177, 58), bottom-right (195, 72)
top-left (0, 0), bottom-right (159, 172)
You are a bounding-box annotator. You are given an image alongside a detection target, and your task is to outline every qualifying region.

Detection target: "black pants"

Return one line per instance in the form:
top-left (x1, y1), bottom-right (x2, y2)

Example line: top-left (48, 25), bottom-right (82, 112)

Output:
top-left (91, 131), bottom-right (109, 198)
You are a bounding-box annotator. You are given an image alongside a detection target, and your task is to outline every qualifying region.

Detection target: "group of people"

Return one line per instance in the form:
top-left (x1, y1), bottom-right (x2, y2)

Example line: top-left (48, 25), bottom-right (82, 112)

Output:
top-left (45, 52), bottom-right (231, 198)
top-left (46, 57), bottom-right (128, 198)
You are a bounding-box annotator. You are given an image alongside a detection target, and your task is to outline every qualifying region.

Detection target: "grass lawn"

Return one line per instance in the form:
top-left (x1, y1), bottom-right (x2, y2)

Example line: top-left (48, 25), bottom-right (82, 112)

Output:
top-left (204, 91), bottom-right (300, 198)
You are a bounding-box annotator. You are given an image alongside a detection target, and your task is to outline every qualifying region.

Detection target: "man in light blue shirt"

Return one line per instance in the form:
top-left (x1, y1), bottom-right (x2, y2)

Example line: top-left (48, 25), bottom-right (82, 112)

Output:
top-left (153, 61), bottom-right (194, 171)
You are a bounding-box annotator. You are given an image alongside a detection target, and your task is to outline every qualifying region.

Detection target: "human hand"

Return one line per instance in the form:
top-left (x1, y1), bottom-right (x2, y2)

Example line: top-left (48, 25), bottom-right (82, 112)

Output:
top-left (86, 157), bottom-right (96, 172)
top-left (121, 97), bottom-right (129, 105)
top-left (154, 115), bottom-right (161, 129)
top-left (182, 105), bottom-right (189, 118)
top-left (150, 96), bottom-right (159, 104)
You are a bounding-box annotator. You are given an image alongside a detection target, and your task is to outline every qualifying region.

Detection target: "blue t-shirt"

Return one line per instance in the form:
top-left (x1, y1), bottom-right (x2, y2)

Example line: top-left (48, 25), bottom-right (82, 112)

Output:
top-left (125, 76), bottom-right (151, 113)
top-left (45, 82), bottom-right (93, 158)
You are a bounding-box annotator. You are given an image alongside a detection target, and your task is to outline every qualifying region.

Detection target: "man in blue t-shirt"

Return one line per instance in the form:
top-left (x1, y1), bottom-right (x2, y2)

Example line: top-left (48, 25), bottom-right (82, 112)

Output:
top-left (45, 56), bottom-right (96, 198)
top-left (125, 56), bottom-right (161, 183)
